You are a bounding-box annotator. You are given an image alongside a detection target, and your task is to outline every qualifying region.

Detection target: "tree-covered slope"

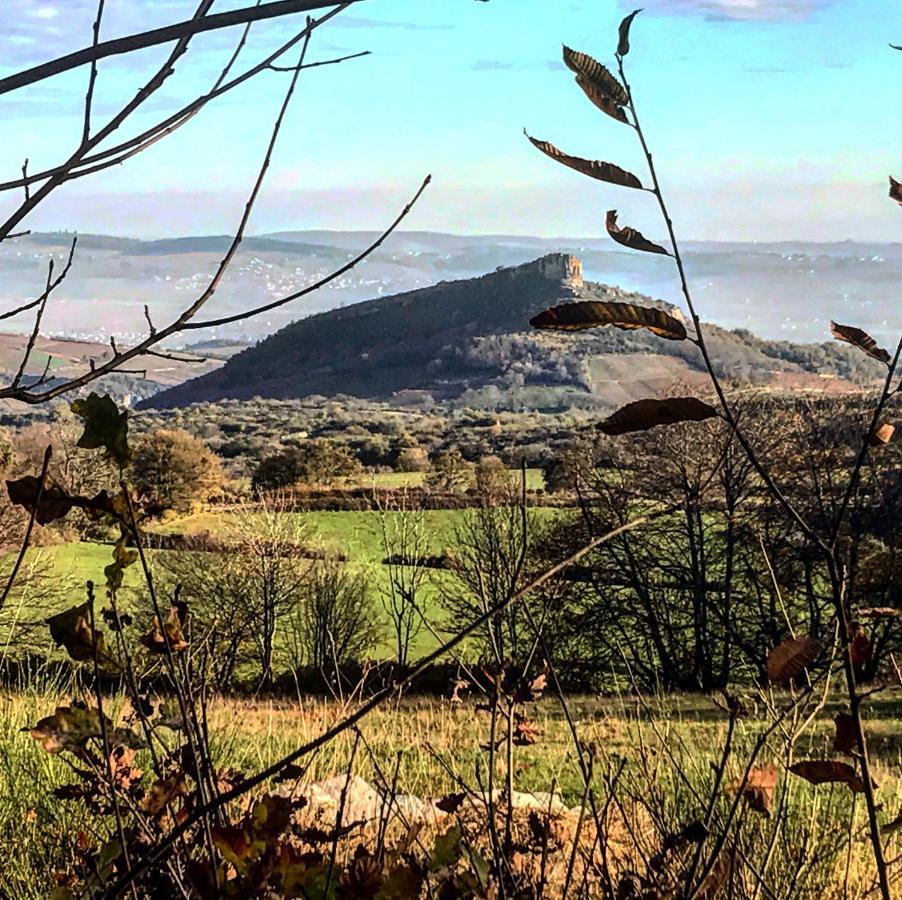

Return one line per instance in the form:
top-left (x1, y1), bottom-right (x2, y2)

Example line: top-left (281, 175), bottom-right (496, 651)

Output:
top-left (144, 254), bottom-right (881, 410)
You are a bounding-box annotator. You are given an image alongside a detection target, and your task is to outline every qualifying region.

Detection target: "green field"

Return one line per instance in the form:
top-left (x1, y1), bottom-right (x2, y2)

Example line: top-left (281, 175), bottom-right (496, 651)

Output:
top-left (31, 506), bottom-right (565, 659)
top-left (319, 468), bottom-right (548, 491)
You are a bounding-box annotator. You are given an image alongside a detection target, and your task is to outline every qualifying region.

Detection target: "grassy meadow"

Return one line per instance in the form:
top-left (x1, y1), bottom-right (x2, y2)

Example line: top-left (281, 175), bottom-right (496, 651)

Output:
top-left (23, 503), bottom-right (563, 661)
top-left (2, 680), bottom-right (900, 898)
top-left (2, 482), bottom-right (900, 896)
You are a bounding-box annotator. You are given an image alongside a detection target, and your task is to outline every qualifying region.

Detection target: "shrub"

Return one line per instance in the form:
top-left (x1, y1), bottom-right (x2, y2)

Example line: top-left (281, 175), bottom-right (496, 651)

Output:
top-left (130, 428), bottom-right (225, 514)
top-left (253, 441), bottom-right (362, 493)
top-left (288, 562), bottom-right (380, 670)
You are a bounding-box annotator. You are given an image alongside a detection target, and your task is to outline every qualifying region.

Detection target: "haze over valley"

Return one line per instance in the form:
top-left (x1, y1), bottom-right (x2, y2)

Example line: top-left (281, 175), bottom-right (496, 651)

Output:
top-left (2, 229), bottom-right (899, 351)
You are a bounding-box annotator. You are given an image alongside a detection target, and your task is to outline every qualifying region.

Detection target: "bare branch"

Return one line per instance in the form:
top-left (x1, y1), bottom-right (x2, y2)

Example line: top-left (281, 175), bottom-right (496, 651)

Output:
top-left (0, 0), bottom-right (365, 96)
top-left (83, 0), bottom-right (106, 145)
top-left (0, 236), bottom-right (77, 324)
top-left (268, 49), bottom-right (370, 71)
top-left (186, 174), bottom-right (431, 330)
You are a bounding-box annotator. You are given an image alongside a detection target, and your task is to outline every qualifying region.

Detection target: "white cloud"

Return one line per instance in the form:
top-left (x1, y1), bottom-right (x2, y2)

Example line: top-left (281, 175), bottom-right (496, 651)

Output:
top-left (630, 0), bottom-right (836, 22)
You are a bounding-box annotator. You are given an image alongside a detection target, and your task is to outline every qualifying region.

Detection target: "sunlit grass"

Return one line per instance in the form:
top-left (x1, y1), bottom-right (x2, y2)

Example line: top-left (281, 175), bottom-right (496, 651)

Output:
top-left (1, 685), bottom-right (899, 898)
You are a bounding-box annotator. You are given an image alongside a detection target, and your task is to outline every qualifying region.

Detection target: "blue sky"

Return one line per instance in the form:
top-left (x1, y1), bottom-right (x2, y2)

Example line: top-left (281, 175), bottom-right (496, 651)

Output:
top-left (0, 0), bottom-right (899, 240)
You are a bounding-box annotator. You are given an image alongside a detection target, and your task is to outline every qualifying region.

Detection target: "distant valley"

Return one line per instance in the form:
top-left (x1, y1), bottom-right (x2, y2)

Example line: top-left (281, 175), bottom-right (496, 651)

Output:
top-left (0, 230), bottom-right (899, 348)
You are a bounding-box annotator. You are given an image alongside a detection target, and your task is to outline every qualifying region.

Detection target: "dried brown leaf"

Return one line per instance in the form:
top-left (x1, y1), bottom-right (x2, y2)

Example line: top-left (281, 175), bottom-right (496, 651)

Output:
top-left (833, 713), bottom-right (857, 755)
top-left (848, 622), bottom-right (871, 669)
top-left (47, 603), bottom-right (104, 662)
top-left (766, 635), bottom-right (819, 685)
top-left (526, 134), bottom-right (643, 188)
top-left (575, 75), bottom-right (628, 122)
top-left (140, 604), bottom-right (188, 654)
top-left (435, 792), bottom-right (466, 813)
top-left (6, 475), bottom-right (75, 524)
top-left (789, 759), bottom-right (869, 793)
top-left (618, 9), bottom-right (641, 57)
top-left (141, 772), bottom-right (188, 815)
top-left (598, 397), bottom-right (718, 436)
top-left (868, 422), bottom-right (894, 447)
top-left (890, 175), bottom-right (902, 205)
top-left (532, 300), bottom-right (686, 340)
top-left (339, 851), bottom-right (383, 898)
top-left (561, 46), bottom-right (629, 122)
top-left (729, 763), bottom-right (777, 816)
top-left (562, 46), bottom-right (627, 104)
top-left (858, 607), bottom-right (902, 619)
top-left (513, 714), bottom-right (540, 746)
top-left (830, 321), bottom-right (891, 364)
top-left (606, 209), bottom-right (670, 255)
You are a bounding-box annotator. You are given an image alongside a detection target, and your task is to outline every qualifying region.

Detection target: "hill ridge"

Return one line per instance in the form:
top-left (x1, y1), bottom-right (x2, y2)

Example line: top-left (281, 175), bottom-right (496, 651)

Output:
top-left (142, 254), bottom-right (881, 411)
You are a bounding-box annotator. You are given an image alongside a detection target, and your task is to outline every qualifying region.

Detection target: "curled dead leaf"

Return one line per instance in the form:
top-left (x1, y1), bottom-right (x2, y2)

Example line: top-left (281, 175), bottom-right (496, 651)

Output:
top-left (618, 9), bottom-right (641, 57)
top-left (140, 603), bottom-right (189, 654)
top-left (868, 422), bottom-right (894, 447)
top-left (47, 603), bottom-right (107, 663)
top-left (71, 393), bottom-right (131, 469)
top-left (598, 397), bottom-right (718, 436)
top-left (606, 209), bottom-right (670, 255)
top-left (766, 636), bottom-right (819, 685)
top-left (728, 763), bottom-right (777, 817)
top-left (525, 134), bottom-right (643, 189)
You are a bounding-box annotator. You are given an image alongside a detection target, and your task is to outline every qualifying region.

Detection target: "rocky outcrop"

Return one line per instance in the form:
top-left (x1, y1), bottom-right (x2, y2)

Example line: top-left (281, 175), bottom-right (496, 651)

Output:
top-left (295, 774), bottom-right (571, 828)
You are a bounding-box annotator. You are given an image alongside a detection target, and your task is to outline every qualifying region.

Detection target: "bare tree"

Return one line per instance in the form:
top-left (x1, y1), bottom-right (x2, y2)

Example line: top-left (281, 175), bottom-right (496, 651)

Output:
top-left (376, 493), bottom-right (428, 667)
top-left (288, 559), bottom-right (379, 671)
top-left (0, 0), bottom-right (430, 405)
top-left (161, 493), bottom-right (313, 689)
top-left (441, 480), bottom-right (548, 666)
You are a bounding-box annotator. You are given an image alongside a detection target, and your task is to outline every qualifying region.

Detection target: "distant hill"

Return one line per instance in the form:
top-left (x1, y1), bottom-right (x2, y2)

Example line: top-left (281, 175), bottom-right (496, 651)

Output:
top-left (143, 255), bottom-right (882, 412)
top-left (5, 232), bottom-right (899, 347)
top-left (0, 333), bottom-right (228, 414)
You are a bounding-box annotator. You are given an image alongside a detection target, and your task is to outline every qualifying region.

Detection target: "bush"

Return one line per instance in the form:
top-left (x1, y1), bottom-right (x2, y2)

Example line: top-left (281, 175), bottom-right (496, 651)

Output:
top-left (129, 428), bottom-right (224, 514)
top-left (426, 448), bottom-right (474, 493)
top-left (395, 446), bottom-right (430, 473)
top-left (253, 441), bottom-right (362, 493)
top-left (288, 562), bottom-right (380, 670)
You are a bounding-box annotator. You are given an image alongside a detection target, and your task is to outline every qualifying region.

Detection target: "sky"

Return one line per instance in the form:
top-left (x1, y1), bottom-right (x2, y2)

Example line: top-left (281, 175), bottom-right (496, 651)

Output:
top-left (0, 0), bottom-right (899, 241)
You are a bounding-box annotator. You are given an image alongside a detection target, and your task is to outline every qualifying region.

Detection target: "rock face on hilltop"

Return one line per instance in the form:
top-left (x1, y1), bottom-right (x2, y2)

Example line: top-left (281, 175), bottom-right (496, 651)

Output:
top-left (144, 254), bottom-right (879, 411)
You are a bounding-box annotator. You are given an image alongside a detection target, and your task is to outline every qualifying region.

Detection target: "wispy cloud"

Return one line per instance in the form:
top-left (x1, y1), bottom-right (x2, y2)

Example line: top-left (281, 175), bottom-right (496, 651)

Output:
top-left (627, 0), bottom-right (837, 22)
top-left (332, 16), bottom-right (453, 32)
top-left (471, 59), bottom-right (564, 72)
top-left (0, 1), bottom-right (185, 67)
